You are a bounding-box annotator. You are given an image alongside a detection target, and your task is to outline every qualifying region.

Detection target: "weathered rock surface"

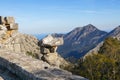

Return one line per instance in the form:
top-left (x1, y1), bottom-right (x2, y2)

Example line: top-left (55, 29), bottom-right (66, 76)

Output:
top-left (0, 49), bottom-right (88, 80)
top-left (41, 35), bottom-right (63, 46)
top-left (83, 42), bottom-right (104, 59)
top-left (0, 65), bottom-right (20, 80)
top-left (0, 16), bottom-right (41, 59)
top-left (1, 33), bottom-right (41, 58)
top-left (40, 35), bottom-right (69, 67)
top-left (0, 16), bottom-right (88, 80)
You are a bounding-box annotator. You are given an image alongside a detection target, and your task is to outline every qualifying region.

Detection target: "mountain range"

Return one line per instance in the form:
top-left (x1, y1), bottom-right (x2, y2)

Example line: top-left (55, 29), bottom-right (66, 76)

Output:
top-left (36, 24), bottom-right (120, 60)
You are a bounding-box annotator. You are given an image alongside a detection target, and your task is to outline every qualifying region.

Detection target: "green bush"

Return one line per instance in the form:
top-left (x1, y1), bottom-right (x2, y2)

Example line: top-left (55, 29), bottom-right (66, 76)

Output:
top-left (26, 51), bottom-right (39, 59)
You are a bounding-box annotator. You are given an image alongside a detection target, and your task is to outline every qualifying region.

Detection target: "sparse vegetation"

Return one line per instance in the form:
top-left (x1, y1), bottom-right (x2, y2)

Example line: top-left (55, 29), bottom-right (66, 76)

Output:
top-left (26, 51), bottom-right (39, 59)
top-left (65, 37), bottom-right (120, 80)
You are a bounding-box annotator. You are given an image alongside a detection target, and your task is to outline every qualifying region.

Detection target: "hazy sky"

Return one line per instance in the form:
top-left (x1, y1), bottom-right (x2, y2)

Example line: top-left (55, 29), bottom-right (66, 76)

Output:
top-left (0, 0), bottom-right (120, 34)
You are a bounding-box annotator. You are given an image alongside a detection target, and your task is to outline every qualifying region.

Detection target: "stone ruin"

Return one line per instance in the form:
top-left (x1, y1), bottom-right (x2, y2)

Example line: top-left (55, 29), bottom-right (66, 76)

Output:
top-left (0, 16), bottom-right (18, 41)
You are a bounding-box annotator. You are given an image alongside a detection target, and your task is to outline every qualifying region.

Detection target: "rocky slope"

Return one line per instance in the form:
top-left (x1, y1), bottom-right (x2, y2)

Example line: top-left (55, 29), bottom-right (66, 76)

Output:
top-left (0, 16), bottom-right (87, 80)
top-left (0, 49), bottom-right (88, 80)
top-left (84, 25), bottom-right (120, 58)
top-left (57, 24), bottom-right (107, 59)
top-left (0, 16), bottom-right (41, 59)
top-left (107, 25), bottom-right (120, 38)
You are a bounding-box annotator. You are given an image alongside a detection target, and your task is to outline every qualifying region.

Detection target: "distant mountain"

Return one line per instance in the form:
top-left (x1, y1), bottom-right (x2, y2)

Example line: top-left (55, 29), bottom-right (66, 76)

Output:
top-left (107, 25), bottom-right (120, 38)
top-left (51, 33), bottom-right (64, 38)
top-left (34, 34), bottom-right (48, 40)
top-left (57, 24), bottom-right (108, 59)
top-left (84, 25), bottom-right (120, 58)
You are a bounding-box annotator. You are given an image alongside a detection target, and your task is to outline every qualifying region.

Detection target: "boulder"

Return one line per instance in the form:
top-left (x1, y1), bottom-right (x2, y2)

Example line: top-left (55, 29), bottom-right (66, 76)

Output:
top-left (41, 35), bottom-right (63, 46)
top-left (40, 35), bottom-right (69, 67)
top-left (9, 23), bottom-right (18, 30)
top-left (41, 47), bottom-right (50, 54)
top-left (43, 53), bottom-right (60, 66)
top-left (0, 25), bottom-right (7, 30)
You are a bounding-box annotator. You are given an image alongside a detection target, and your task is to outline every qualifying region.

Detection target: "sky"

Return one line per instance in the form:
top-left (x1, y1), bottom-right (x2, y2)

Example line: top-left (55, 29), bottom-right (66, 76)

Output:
top-left (0, 0), bottom-right (120, 34)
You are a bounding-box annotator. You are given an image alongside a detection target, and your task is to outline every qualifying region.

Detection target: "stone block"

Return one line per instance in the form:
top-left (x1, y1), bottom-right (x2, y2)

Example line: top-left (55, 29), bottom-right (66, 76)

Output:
top-left (0, 16), bottom-right (5, 24)
top-left (41, 35), bottom-right (63, 46)
top-left (9, 23), bottom-right (18, 30)
top-left (0, 25), bottom-right (7, 30)
top-left (5, 17), bottom-right (15, 24)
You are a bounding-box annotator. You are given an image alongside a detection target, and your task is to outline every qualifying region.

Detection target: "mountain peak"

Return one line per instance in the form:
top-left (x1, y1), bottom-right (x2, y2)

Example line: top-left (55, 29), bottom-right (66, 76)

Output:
top-left (84, 24), bottom-right (97, 29)
top-left (72, 24), bottom-right (97, 33)
top-left (108, 25), bottom-right (120, 38)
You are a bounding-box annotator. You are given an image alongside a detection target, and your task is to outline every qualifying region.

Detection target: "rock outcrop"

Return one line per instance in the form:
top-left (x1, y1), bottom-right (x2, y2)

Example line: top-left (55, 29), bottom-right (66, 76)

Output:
top-left (0, 16), bottom-right (87, 80)
top-left (40, 35), bottom-right (69, 67)
top-left (0, 16), bottom-right (41, 59)
top-left (0, 49), bottom-right (88, 80)
top-left (83, 42), bottom-right (104, 59)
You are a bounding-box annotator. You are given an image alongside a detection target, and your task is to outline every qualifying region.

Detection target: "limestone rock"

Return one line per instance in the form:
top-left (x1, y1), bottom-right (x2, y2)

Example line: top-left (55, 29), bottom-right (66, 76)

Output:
top-left (40, 35), bottom-right (69, 67)
top-left (43, 52), bottom-right (69, 67)
top-left (43, 53), bottom-right (60, 66)
top-left (0, 16), bottom-right (5, 24)
top-left (0, 50), bottom-right (88, 80)
top-left (9, 23), bottom-right (18, 30)
top-left (0, 25), bottom-right (7, 30)
top-left (41, 35), bottom-right (63, 46)
top-left (41, 47), bottom-right (50, 54)
top-left (5, 16), bottom-right (15, 24)
top-left (0, 16), bottom-right (88, 80)
top-left (1, 32), bottom-right (42, 59)
top-left (0, 25), bottom-right (7, 39)
top-left (84, 42), bottom-right (104, 59)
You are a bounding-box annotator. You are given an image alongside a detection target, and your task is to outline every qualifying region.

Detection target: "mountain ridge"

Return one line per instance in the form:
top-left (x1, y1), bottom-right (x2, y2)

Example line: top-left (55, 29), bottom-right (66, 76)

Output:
top-left (84, 25), bottom-right (120, 58)
top-left (56, 24), bottom-right (108, 59)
